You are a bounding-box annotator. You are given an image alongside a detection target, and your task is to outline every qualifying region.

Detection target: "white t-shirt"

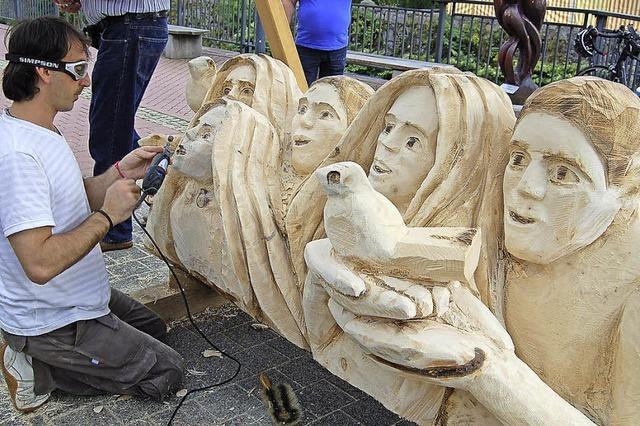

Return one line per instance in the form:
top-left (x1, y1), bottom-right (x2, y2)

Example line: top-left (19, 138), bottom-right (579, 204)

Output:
top-left (0, 111), bottom-right (110, 336)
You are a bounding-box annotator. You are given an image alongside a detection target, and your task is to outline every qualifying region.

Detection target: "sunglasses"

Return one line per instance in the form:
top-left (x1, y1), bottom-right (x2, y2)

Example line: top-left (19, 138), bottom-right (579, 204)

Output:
top-left (5, 54), bottom-right (89, 81)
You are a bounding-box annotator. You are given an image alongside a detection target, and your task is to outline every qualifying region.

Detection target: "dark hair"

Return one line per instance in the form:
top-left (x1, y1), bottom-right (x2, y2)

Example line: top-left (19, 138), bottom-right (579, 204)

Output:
top-left (3, 17), bottom-right (90, 102)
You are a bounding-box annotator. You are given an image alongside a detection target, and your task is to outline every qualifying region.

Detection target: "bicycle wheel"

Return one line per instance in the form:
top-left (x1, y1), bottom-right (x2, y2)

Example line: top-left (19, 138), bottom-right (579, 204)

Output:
top-left (576, 65), bottom-right (616, 81)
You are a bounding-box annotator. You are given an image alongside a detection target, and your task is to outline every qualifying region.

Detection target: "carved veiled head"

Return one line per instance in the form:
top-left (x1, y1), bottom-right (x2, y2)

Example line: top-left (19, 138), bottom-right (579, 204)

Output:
top-left (220, 63), bottom-right (256, 106)
top-left (285, 68), bottom-right (514, 303)
top-left (205, 56), bottom-right (257, 107)
top-left (368, 85), bottom-right (439, 210)
top-left (172, 100), bottom-right (228, 182)
top-left (196, 54), bottom-right (302, 142)
top-left (292, 76), bottom-right (374, 176)
top-left (504, 77), bottom-right (640, 264)
top-left (317, 67), bottom-right (514, 225)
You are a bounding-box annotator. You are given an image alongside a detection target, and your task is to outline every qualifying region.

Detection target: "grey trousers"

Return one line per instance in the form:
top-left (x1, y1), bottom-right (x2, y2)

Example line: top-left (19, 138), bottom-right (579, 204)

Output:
top-left (2, 289), bottom-right (184, 400)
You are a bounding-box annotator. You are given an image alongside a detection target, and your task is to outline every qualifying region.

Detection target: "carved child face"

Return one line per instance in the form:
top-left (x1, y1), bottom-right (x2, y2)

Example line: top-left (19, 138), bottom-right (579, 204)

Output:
top-left (172, 105), bottom-right (227, 182)
top-left (221, 64), bottom-right (256, 106)
top-left (291, 82), bottom-right (349, 176)
top-left (368, 86), bottom-right (438, 210)
top-left (503, 113), bottom-right (620, 264)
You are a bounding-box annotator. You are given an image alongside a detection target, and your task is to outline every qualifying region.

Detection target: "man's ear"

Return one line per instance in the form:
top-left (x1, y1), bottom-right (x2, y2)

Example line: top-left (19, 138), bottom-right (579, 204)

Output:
top-left (34, 67), bottom-right (52, 84)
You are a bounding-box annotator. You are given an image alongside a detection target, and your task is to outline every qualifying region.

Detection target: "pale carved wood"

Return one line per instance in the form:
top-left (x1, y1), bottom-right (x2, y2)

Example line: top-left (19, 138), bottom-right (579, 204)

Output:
top-left (287, 67), bottom-right (515, 315)
top-left (185, 56), bottom-right (217, 113)
top-left (144, 57), bottom-right (373, 349)
top-left (142, 56), bottom-right (640, 424)
top-left (298, 68), bottom-right (516, 424)
top-left (305, 77), bottom-right (640, 425)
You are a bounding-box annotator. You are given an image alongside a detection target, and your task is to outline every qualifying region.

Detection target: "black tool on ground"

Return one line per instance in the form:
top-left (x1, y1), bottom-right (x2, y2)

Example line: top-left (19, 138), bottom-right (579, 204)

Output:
top-left (259, 373), bottom-right (302, 425)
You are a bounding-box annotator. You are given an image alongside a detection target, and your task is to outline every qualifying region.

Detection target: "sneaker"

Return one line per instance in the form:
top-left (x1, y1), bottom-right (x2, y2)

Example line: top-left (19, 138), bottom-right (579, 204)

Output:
top-left (0, 344), bottom-right (50, 413)
top-left (100, 240), bottom-right (133, 252)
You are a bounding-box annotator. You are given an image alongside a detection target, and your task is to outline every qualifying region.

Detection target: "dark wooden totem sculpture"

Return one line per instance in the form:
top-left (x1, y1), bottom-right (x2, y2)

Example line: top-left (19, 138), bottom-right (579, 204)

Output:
top-left (494, 0), bottom-right (547, 103)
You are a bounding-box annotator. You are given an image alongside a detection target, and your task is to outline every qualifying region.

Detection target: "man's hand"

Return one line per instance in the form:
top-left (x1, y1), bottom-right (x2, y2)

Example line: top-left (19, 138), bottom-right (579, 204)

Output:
top-left (53, 0), bottom-right (81, 13)
top-left (101, 179), bottom-right (141, 225)
top-left (119, 146), bottom-right (164, 180)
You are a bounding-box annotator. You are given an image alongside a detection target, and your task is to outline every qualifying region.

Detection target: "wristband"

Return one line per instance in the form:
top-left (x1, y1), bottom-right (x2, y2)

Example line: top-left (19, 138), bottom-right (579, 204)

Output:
top-left (113, 161), bottom-right (127, 179)
top-left (94, 209), bottom-right (114, 231)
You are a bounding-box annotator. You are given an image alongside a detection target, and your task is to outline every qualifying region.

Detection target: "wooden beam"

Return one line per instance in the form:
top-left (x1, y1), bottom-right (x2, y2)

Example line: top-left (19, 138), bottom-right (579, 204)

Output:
top-left (131, 269), bottom-right (228, 323)
top-left (255, 0), bottom-right (308, 91)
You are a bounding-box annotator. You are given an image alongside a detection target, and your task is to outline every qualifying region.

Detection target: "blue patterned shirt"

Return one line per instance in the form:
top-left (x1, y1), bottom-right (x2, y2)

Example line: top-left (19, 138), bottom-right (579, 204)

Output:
top-left (82, 0), bottom-right (170, 25)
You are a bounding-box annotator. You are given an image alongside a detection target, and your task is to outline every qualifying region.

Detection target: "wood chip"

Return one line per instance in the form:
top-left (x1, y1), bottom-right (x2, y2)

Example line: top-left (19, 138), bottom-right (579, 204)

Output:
top-left (176, 389), bottom-right (188, 398)
top-left (93, 405), bottom-right (104, 414)
top-left (251, 323), bottom-right (270, 331)
top-left (187, 368), bottom-right (207, 376)
top-left (202, 349), bottom-right (223, 358)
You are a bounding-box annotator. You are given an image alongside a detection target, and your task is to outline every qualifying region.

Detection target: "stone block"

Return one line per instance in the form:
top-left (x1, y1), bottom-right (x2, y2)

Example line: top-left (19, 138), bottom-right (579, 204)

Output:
top-left (164, 25), bottom-right (208, 59)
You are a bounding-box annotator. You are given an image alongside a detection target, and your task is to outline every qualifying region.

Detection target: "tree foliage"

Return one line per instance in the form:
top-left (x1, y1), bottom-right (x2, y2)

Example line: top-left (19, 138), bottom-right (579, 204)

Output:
top-left (375, 0), bottom-right (436, 8)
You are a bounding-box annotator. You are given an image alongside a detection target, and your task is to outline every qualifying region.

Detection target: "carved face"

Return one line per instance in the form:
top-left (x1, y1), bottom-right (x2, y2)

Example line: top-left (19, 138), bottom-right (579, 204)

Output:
top-left (221, 64), bottom-right (256, 106)
top-left (368, 86), bottom-right (438, 210)
top-left (291, 82), bottom-right (349, 176)
top-left (503, 113), bottom-right (620, 264)
top-left (172, 105), bottom-right (227, 182)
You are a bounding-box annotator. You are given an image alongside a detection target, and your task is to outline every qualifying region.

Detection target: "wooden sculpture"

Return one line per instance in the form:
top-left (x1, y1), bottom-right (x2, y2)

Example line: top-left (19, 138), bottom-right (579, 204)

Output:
top-left (144, 66), bottom-right (373, 350)
top-left (291, 77), bottom-right (374, 177)
top-left (195, 53), bottom-right (301, 143)
top-left (300, 68), bottom-right (516, 424)
top-left (147, 99), bottom-right (308, 348)
top-left (287, 67), bottom-right (515, 307)
top-left (306, 77), bottom-right (640, 425)
top-left (185, 56), bottom-right (217, 113)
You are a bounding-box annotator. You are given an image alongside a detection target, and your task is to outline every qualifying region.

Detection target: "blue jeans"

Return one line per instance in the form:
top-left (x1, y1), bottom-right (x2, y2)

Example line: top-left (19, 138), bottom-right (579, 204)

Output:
top-left (89, 14), bottom-right (168, 243)
top-left (296, 45), bottom-right (347, 86)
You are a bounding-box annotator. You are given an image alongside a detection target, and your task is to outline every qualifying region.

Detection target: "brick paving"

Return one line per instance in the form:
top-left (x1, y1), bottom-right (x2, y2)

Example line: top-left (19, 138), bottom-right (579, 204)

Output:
top-left (0, 23), bottom-right (412, 426)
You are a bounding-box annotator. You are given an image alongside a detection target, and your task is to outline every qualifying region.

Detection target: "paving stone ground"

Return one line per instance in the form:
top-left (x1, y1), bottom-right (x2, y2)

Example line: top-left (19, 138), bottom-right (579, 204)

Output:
top-left (0, 302), bottom-right (416, 426)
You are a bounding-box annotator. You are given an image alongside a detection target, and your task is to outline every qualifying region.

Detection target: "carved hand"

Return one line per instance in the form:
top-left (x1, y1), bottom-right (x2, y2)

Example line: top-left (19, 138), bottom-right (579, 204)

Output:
top-left (327, 278), bottom-right (513, 389)
top-left (305, 239), bottom-right (595, 424)
top-left (306, 237), bottom-right (512, 387)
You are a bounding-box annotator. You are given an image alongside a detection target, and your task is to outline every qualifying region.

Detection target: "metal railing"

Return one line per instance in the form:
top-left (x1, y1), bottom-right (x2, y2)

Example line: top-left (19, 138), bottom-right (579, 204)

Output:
top-left (172, 0), bottom-right (259, 52)
top-left (347, 1), bottom-right (640, 88)
top-left (0, 0), bottom-right (84, 28)
top-left (2, 0), bottom-right (640, 88)
top-left (0, 0), bottom-right (57, 19)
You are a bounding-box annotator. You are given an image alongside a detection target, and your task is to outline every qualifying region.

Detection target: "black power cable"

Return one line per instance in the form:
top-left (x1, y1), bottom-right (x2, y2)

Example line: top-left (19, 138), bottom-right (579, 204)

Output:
top-left (132, 207), bottom-right (242, 425)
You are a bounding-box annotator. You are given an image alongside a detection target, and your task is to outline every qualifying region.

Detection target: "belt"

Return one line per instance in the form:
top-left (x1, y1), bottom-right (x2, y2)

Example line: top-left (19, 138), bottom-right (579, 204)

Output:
top-left (102, 10), bottom-right (168, 25)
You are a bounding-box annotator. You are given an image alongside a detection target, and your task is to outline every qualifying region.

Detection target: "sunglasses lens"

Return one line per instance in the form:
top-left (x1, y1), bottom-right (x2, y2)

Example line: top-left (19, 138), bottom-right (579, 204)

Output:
top-left (73, 62), bottom-right (88, 79)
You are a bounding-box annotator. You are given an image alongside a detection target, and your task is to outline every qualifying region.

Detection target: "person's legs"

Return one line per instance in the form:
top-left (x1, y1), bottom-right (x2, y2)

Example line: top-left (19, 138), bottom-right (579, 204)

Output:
top-left (108, 288), bottom-right (167, 342)
top-left (318, 46), bottom-right (348, 79)
top-left (89, 19), bottom-right (136, 245)
top-left (4, 311), bottom-right (184, 400)
top-left (89, 15), bottom-right (167, 246)
top-left (296, 44), bottom-right (323, 86)
top-left (129, 16), bottom-right (168, 110)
